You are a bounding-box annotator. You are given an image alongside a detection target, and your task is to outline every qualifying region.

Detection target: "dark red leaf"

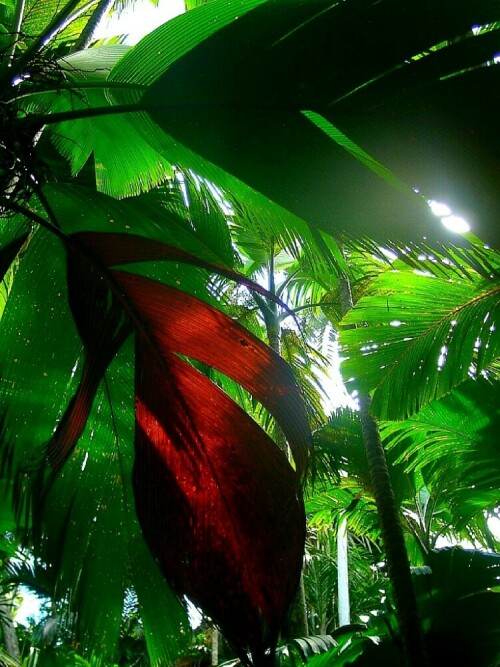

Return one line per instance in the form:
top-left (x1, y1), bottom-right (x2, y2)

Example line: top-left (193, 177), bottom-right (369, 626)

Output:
top-left (134, 338), bottom-right (305, 665)
top-left (17, 249), bottom-right (131, 484)
top-left (42, 242), bottom-right (310, 663)
top-left (44, 249), bottom-right (131, 471)
top-left (112, 269), bottom-right (310, 479)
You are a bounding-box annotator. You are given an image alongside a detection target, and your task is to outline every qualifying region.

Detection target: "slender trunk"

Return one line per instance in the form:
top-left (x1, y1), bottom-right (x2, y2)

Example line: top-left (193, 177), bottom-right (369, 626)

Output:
top-left (255, 251), bottom-right (308, 639)
top-left (0, 600), bottom-right (20, 664)
top-left (282, 574), bottom-right (308, 639)
top-left (72, 0), bottom-right (115, 52)
top-left (321, 324), bottom-right (351, 628)
top-left (336, 515), bottom-right (350, 627)
top-left (4, 0), bottom-right (26, 67)
top-left (358, 395), bottom-right (428, 666)
top-left (339, 269), bottom-right (428, 665)
top-left (211, 626), bottom-right (218, 666)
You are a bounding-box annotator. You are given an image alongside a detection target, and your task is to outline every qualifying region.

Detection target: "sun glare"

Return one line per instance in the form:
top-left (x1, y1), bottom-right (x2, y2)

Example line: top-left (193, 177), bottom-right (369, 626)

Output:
top-left (427, 199), bottom-right (470, 234)
top-left (441, 214), bottom-right (471, 234)
top-left (428, 200), bottom-right (451, 217)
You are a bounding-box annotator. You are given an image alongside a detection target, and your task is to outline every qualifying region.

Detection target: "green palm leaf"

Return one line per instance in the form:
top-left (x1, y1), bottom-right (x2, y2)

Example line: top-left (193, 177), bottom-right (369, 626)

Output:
top-left (341, 267), bottom-right (500, 420)
top-left (380, 378), bottom-right (500, 547)
top-left (105, 0), bottom-right (500, 245)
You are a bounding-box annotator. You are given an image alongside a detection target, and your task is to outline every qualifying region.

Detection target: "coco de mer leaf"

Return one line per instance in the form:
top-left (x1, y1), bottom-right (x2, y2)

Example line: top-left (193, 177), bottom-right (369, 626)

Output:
top-left (72, 230), bottom-right (282, 312)
top-left (45, 248), bottom-right (132, 470)
top-left (48, 231), bottom-right (310, 478)
top-left (107, 270), bottom-right (310, 662)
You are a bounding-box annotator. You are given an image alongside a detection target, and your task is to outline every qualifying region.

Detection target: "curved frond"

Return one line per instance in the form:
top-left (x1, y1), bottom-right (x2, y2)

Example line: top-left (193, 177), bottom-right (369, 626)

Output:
top-left (380, 378), bottom-right (500, 548)
top-left (341, 268), bottom-right (500, 419)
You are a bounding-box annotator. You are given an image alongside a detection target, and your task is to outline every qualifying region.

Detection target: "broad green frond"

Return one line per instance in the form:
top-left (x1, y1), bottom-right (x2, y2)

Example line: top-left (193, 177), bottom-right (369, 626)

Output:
top-left (380, 378), bottom-right (500, 548)
top-left (341, 268), bottom-right (500, 419)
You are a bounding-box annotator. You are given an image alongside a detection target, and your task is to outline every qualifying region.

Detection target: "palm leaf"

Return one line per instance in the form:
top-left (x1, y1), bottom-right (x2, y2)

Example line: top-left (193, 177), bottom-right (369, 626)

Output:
top-left (34, 54), bottom-right (348, 281)
top-left (340, 268), bottom-right (500, 419)
top-left (380, 378), bottom-right (500, 547)
top-left (0, 230), bottom-right (191, 664)
top-left (290, 635), bottom-right (338, 661)
top-left (9, 0), bottom-right (96, 63)
top-left (61, 239), bottom-right (309, 662)
top-left (345, 235), bottom-right (500, 282)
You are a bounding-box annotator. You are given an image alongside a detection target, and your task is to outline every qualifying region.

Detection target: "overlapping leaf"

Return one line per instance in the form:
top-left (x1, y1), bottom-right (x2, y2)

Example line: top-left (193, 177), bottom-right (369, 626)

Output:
top-left (4, 205), bottom-right (311, 661)
top-left (0, 230), bottom-right (191, 664)
top-left (20, 0), bottom-right (94, 46)
top-left (1, 176), bottom-right (312, 663)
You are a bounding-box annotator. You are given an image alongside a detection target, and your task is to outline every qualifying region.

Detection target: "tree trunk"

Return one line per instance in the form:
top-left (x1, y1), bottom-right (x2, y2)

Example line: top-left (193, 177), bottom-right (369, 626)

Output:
top-left (359, 395), bottom-right (428, 667)
top-left (339, 268), bottom-right (428, 666)
top-left (336, 515), bottom-right (350, 627)
top-left (282, 575), bottom-right (308, 639)
top-left (254, 253), bottom-right (308, 639)
top-left (211, 626), bottom-right (218, 666)
top-left (0, 600), bottom-right (20, 664)
top-left (72, 0), bottom-right (115, 52)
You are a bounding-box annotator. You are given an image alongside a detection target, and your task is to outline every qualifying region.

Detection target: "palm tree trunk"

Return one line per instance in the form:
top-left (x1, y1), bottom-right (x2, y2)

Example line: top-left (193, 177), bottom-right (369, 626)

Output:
top-left (0, 599), bottom-right (20, 663)
top-left (282, 574), bottom-right (308, 639)
top-left (72, 0), bottom-right (115, 52)
top-left (254, 252), bottom-right (308, 639)
top-left (358, 395), bottom-right (428, 667)
top-left (336, 515), bottom-right (350, 626)
top-left (211, 626), bottom-right (219, 666)
top-left (339, 270), bottom-right (428, 666)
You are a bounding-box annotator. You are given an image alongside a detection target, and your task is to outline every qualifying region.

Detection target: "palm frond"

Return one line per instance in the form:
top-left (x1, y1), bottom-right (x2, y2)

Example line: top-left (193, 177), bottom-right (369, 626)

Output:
top-left (380, 378), bottom-right (500, 548)
top-left (341, 268), bottom-right (500, 419)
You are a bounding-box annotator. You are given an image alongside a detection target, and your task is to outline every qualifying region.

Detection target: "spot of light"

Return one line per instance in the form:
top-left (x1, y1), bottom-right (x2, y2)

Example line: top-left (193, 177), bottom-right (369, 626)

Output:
top-left (441, 215), bottom-right (470, 234)
top-left (428, 199), bottom-right (470, 234)
top-left (428, 200), bottom-right (452, 217)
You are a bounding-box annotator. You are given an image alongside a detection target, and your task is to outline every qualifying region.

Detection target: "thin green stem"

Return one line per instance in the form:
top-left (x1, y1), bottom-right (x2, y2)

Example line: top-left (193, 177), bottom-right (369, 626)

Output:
top-left (12, 81), bottom-right (147, 103)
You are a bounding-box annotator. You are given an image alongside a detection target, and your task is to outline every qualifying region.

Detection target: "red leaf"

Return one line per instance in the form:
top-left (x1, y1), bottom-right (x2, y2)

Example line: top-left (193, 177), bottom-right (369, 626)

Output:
top-left (112, 269), bottom-right (310, 479)
top-left (45, 242), bottom-right (310, 663)
top-left (70, 231), bottom-right (311, 477)
top-left (134, 339), bottom-right (305, 664)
